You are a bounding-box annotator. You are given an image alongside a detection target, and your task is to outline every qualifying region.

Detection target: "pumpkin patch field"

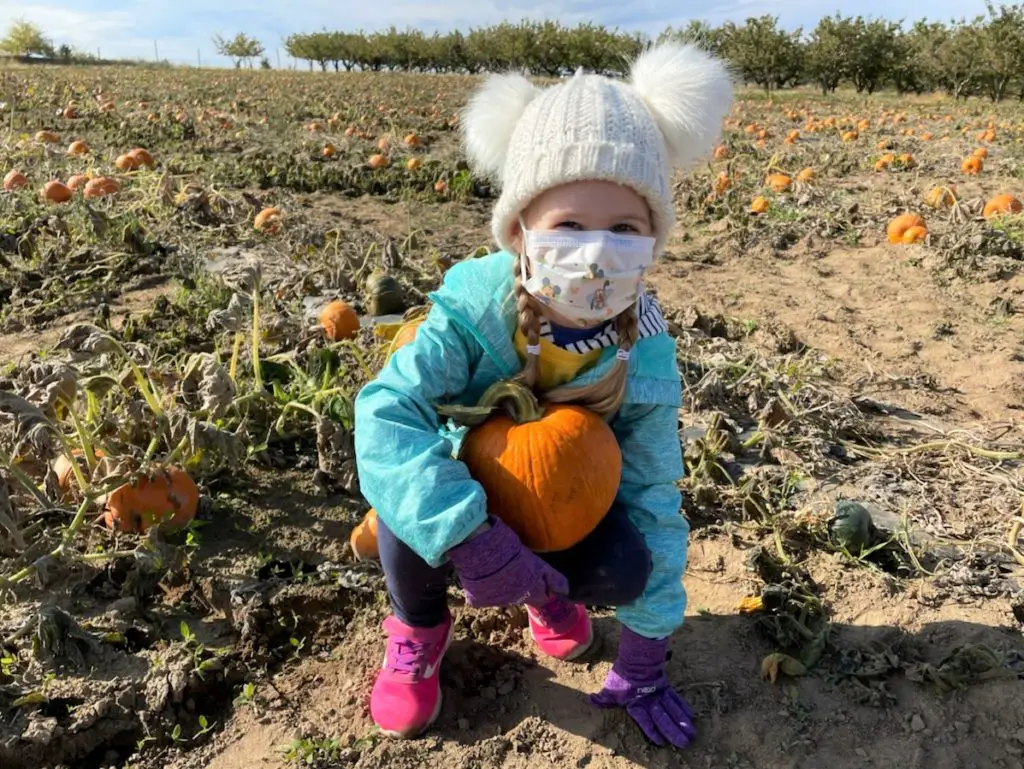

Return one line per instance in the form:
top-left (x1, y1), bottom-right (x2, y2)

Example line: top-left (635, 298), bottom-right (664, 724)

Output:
top-left (1, 65), bottom-right (1024, 769)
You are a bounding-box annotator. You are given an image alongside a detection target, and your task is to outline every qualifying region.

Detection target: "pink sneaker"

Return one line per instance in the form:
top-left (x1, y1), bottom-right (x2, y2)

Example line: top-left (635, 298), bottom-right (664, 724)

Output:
top-left (370, 613), bottom-right (453, 738)
top-left (527, 596), bottom-right (593, 661)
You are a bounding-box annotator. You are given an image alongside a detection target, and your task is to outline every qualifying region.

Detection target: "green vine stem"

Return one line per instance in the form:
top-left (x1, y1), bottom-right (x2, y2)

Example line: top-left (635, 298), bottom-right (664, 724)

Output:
top-left (436, 379), bottom-right (546, 427)
top-left (251, 286), bottom-right (264, 393)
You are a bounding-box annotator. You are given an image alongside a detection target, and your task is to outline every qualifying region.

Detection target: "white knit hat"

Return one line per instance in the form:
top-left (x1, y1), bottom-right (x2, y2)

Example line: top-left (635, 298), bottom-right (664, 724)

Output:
top-left (460, 43), bottom-right (734, 257)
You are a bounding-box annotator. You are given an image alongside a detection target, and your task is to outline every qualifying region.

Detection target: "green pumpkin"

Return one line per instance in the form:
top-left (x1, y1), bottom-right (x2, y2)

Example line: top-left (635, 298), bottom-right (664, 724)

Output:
top-left (828, 500), bottom-right (874, 553)
top-left (365, 273), bottom-right (405, 317)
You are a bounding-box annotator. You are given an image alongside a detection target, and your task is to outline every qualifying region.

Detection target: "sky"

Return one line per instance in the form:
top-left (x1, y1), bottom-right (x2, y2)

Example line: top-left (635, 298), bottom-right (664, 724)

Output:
top-left (0, 0), bottom-right (996, 67)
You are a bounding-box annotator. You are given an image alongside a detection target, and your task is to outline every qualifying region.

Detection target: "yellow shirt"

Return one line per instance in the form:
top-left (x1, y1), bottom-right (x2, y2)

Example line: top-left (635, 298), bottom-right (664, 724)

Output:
top-left (512, 327), bottom-right (603, 392)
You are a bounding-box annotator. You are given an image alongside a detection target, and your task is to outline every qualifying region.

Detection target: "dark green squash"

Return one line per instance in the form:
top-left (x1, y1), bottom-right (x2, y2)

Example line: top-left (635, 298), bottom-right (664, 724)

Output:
top-left (829, 500), bottom-right (874, 553)
top-left (365, 272), bottom-right (405, 317)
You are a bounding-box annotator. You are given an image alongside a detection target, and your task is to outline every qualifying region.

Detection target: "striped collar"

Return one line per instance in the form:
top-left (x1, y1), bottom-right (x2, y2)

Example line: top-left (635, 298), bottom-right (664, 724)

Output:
top-left (538, 292), bottom-right (669, 354)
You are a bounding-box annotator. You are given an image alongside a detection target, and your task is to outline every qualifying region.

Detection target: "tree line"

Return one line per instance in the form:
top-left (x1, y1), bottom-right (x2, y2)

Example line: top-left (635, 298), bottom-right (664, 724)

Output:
top-left (277, 4), bottom-right (1024, 100)
top-left (7, 4), bottom-right (1024, 101)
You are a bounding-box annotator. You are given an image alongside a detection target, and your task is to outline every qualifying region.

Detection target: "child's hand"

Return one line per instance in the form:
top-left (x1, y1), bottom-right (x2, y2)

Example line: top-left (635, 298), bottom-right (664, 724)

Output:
top-left (589, 626), bottom-right (697, 749)
top-left (447, 517), bottom-right (569, 608)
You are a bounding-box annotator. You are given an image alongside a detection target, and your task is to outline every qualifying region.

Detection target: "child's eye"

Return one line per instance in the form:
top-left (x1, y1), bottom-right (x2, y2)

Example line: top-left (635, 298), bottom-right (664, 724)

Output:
top-left (611, 223), bottom-right (639, 233)
top-left (555, 221), bottom-right (582, 230)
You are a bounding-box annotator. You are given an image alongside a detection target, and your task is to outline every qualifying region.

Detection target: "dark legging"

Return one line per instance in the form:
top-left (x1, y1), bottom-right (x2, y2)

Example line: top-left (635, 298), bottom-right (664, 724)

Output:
top-left (376, 504), bottom-right (654, 627)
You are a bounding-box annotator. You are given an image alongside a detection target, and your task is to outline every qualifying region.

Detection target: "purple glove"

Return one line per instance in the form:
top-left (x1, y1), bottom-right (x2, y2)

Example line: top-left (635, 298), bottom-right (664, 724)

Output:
top-left (590, 626), bottom-right (697, 749)
top-left (447, 516), bottom-right (569, 608)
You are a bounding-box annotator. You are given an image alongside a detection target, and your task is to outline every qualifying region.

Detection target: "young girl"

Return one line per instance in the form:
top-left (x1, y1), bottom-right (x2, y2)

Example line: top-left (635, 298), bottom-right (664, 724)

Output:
top-left (353, 42), bottom-right (733, 748)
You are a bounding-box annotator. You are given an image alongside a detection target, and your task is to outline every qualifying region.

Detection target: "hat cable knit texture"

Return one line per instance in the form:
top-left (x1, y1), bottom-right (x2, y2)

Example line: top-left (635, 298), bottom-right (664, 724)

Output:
top-left (460, 43), bottom-right (735, 258)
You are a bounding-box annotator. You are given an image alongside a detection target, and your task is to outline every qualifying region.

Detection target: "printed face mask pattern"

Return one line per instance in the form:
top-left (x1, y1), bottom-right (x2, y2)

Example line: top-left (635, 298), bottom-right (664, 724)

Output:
top-left (521, 227), bottom-right (656, 326)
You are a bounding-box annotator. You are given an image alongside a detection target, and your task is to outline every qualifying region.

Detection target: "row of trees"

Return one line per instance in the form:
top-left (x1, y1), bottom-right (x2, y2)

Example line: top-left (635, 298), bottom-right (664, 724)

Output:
top-left (276, 4), bottom-right (1024, 100)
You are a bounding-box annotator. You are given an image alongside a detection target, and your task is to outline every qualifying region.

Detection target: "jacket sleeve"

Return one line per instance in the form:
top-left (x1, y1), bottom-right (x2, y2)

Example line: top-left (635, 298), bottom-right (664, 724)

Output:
top-left (610, 401), bottom-right (689, 640)
top-left (353, 303), bottom-right (490, 568)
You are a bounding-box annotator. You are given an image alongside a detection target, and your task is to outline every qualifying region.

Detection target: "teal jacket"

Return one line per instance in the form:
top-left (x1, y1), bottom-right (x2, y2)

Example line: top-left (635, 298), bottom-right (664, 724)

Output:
top-left (353, 250), bottom-right (689, 639)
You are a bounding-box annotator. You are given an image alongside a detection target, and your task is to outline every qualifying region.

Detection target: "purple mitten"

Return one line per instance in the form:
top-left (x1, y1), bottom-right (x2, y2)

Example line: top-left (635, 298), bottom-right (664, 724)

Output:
top-left (590, 625), bottom-right (697, 749)
top-left (447, 516), bottom-right (569, 608)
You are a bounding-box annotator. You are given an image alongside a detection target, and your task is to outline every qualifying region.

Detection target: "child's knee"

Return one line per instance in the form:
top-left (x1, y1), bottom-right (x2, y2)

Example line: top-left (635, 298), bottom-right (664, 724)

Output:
top-left (615, 538), bottom-right (654, 603)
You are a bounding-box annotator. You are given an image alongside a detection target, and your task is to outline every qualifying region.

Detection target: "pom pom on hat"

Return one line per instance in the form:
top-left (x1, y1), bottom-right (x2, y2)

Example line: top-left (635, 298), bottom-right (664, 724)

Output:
top-left (628, 43), bottom-right (734, 170)
top-left (461, 72), bottom-right (540, 181)
top-left (460, 42), bottom-right (735, 257)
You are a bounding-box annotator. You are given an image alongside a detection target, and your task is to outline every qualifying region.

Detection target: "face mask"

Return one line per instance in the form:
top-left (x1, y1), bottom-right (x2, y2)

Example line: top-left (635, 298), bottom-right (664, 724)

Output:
top-left (519, 222), bottom-right (655, 326)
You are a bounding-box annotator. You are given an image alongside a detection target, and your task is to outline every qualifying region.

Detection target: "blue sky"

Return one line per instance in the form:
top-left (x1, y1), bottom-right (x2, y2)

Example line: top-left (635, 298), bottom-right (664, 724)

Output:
top-left (0, 0), bottom-right (994, 66)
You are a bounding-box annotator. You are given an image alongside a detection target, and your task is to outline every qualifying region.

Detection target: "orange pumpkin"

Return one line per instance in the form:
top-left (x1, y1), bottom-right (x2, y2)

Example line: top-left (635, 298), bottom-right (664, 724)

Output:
top-left (115, 153), bottom-right (141, 171)
top-left (129, 148), bottom-right (155, 168)
top-left (84, 177), bottom-right (120, 199)
top-left (41, 181), bottom-right (72, 204)
top-left (63, 106), bottom-right (78, 119)
top-left (974, 147), bottom-right (988, 158)
top-left (403, 133), bottom-right (422, 148)
top-left (887, 213), bottom-right (927, 244)
top-left (350, 508), bottom-right (379, 560)
top-left (434, 179), bottom-right (448, 194)
top-left (713, 144), bottom-right (729, 159)
top-left (407, 156), bottom-right (422, 171)
top-left (901, 226), bottom-right (928, 244)
top-left (448, 382), bottom-right (621, 552)
top-left (796, 167), bottom-right (816, 183)
top-left (67, 140), bottom-right (90, 157)
top-left (982, 194), bottom-right (1023, 218)
top-left (961, 156), bottom-right (983, 175)
top-left (320, 299), bottom-right (360, 341)
top-left (35, 130), bottom-right (60, 144)
top-left (254, 207), bottom-right (283, 233)
top-left (67, 174), bottom-right (90, 191)
top-left (765, 173), bottom-right (792, 192)
top-left (102, 466), bottom-right (199, 533)
top-left (750, 195), bottom-right (769, 214)
top-left (322, 143), bottom-right (337, 158)
top-left (924, 185), bottom-right (957, 209)
top-left (368, 153), bottom-right (390, 169)
top-left (3, 169), bottom-right (27, 191)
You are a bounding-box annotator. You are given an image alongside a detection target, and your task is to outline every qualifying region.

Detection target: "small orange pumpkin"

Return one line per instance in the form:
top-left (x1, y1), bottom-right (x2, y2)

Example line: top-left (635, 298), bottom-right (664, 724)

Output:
top-left (319, 299), bottom-right (360, 341)
top-left (115, 153), bottom-right (141, 171)
top-left (713, 144), bottom-right (729, 159)
top-left (102, 466), bottom-right (199, 533)
top-left (67, 174), bottom-right (91, 191)
top-left (3, 169), bottom-right (27, 191)
top-left (67, 140), bottom-right (90, 157)
top-left (924, 185), bottom-right (957, 209)
top-left (750, 195), bottom-right (769, 214)
top-left (796, 167), bottom-right (816, 183)
top-left (403, 133), bottom-right (422, 148)
top-left (83, 177), bottom-right (120, 199)
top-left (451, 381), bottom-right (622, 552)
top-left (973, 147), bottom-right (988, 158)
top-left (254, 207), bottom-right (284, 233)
top-left (901, 226), bottom-right (928, 244)
top-left (765, 173), bottom-right (792, 192)
top-left (368, 153), bottom-right (390, 169)
top-left (407, 156), bottom-right (422, 171)
top-left (128, 148), bottom-right (155, 168)
top-left (41, 181), bottom-right (73, 204)
top-left (961, 156), bottom-right (983, 175)
top-left (350, 508), bottom-right (379, 560)
top-left (322, 143), bottom-right (337, 158)
top-left (887, 213), bottom-right (927, 244)
top-left (35, 130), bottom-right (60, 144)
top-left (982, 193), bottom-right (1023, 218)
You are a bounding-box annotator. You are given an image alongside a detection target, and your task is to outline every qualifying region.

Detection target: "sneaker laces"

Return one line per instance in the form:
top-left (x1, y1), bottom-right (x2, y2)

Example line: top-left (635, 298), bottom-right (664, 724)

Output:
top-left (386, 637), bottom-right (433, 676)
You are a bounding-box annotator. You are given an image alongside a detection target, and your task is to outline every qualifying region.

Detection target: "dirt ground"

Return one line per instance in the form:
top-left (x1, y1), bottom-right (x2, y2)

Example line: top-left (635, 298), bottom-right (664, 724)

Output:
top-left (1, 72), bottom-right (1023, 769)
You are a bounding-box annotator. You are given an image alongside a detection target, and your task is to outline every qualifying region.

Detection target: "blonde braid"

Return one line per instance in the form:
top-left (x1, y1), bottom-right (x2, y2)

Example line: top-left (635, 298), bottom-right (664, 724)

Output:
top-left (513, 254), bottom-right (542, 389)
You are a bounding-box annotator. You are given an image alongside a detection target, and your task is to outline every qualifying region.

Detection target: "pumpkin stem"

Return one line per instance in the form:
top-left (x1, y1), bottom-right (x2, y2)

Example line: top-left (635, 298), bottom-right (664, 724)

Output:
top-left (477, 380), bottom-right (545, 423)
top-left (436, 379), bottom-right (545, 427)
